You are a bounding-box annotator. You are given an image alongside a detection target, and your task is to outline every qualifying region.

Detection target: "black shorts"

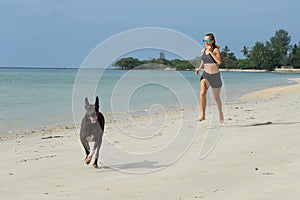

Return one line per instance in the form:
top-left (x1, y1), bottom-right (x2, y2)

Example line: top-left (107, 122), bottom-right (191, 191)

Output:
top-left (200, 71), bottom-right (222, 88)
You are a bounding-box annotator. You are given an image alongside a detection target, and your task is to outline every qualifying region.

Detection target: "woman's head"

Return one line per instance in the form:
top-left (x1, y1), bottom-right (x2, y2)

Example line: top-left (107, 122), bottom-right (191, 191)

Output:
top-left (203, 33), bottom-right (218, 49)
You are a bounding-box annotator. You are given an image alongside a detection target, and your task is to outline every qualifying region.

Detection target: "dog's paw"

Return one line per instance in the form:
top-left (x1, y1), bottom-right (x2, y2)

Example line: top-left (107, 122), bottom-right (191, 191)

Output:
top-left (93, 163), bottom-right (98, 168)
top-left (85, 156), bottom-right (92, 165)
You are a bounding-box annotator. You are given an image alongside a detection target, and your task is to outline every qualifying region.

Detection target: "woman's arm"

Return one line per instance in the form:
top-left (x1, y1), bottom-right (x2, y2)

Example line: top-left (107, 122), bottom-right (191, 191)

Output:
top-left (195, 60), bottom-right (203, 75)
top-left (195, 49), bottom-right (205, 75)
top-left (198, 60), bottom-right (204, 70)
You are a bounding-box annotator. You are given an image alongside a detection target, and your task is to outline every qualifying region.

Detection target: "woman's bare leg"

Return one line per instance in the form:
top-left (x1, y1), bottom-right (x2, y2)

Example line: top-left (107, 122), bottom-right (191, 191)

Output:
top-left (212, 87), bottom-right (224, 123)
top-left (198, 79), bottom-right (208, 121)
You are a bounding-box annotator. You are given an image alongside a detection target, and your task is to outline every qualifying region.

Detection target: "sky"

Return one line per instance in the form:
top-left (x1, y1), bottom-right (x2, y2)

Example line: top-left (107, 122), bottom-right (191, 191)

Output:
top-left (0, 0), bottom-right (299, 67)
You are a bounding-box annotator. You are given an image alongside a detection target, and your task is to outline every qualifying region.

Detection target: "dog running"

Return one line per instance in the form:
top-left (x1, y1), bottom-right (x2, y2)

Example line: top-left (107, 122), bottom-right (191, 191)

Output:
top-left (80, 96), bottom-right (105, 168)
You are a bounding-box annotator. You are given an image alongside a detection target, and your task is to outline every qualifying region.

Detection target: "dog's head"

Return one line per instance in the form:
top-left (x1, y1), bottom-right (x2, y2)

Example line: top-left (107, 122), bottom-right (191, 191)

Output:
top-left (84, 96), bottom-right (99, 124)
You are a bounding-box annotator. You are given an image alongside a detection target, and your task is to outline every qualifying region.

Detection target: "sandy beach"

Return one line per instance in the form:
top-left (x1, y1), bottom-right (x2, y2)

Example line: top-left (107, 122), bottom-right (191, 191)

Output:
top-left (1, 79), bottom-right (300, 200)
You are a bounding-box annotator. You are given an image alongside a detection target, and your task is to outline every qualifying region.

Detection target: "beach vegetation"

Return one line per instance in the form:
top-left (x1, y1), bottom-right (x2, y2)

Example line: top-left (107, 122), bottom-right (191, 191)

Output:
top-left (288, 43), bottom-right (300, 68)
top-left (114, 29), bottom-right (299, 71)
top-left (113, 57), bottom-right (143, 70)
top-left (237, 29), bottom-right (295, 70)
top-left (219, 45), bottom-right (238, 69)
top-left (269, 29), bottom-right (292, 67)
top-left (114, 55), bottom-right (195, 70)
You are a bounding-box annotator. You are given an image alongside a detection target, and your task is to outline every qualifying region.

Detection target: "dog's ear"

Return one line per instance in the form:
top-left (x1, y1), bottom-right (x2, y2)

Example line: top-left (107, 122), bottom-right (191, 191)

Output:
top-left (85, 97), bottom-right (89, 108)
top-left (95, 96), bottom-right (99, 109)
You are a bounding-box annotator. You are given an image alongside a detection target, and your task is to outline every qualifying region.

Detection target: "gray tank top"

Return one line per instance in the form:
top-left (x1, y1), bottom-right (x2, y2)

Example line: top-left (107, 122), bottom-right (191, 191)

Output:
top-left (202, 49), bottom-right (217, 64)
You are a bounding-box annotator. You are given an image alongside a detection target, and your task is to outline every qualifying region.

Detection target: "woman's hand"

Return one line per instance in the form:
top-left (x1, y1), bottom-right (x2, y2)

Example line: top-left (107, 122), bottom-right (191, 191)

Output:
top-left (195, 68), bottom-right (200, 75)
top-left (206, 45), bottom-right (213, 54)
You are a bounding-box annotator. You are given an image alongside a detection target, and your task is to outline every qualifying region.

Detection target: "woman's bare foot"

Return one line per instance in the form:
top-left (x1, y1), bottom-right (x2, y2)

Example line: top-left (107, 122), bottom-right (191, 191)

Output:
top-left (198, 116), bottom-right (205, 121)
top-left (219, 112), bottom-right (224, 124)
top-left (85, 156), bottom-right (92, 165)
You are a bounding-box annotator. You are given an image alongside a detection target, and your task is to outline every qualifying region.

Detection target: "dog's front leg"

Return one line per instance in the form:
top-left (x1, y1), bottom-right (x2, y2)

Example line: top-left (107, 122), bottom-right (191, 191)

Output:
top-left (85, 141), bottom-right (96, 165)
top-left (93, 145), bottom-right (100, 168)
top-left (80, 137), bottom-right (90, 160)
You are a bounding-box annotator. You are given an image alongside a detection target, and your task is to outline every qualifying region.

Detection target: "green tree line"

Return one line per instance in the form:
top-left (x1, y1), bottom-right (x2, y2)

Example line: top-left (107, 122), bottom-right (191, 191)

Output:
top-left (113, 53), bottom-right (195, 70)
top-left (220, 29), bottom-right (300, 70)
top-left (114, 29), bottom-right (300, 70)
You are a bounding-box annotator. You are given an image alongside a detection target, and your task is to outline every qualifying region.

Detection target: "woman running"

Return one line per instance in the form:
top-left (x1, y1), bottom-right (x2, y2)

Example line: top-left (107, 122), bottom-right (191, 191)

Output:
top-left (195, 33), bottom-right (224, 123)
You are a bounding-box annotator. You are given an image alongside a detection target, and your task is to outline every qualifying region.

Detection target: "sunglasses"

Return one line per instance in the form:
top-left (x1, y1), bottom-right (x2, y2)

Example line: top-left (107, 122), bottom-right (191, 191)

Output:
top-left (203, 39), bottom-right (212, 43)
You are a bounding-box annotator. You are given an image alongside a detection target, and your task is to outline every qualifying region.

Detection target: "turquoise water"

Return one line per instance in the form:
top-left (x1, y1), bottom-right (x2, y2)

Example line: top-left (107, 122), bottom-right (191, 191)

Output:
top-left (1, 67), bottom-right (300, 135)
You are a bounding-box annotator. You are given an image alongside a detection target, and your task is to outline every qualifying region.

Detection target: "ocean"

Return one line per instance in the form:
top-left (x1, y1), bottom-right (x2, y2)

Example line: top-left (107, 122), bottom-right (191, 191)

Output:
top-left (1, 67), bottom-right (300, 135)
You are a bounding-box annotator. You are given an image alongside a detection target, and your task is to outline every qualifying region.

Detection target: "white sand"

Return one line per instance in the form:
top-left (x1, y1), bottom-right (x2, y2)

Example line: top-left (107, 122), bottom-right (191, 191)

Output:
top-left (1, 79), bottom-right (300, 200)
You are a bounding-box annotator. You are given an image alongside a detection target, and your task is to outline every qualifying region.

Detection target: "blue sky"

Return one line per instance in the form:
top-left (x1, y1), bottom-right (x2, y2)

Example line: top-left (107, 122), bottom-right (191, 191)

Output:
top-left (1, 0), bottom-right (299, 67)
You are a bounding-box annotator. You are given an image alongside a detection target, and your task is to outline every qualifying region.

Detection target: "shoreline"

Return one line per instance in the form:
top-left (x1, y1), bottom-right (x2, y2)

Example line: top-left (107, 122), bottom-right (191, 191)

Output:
top-left (1, 76), bottom-right (300, 140)
top-left (238, 78), bottom-right (300, 101)
top-left (2, 66), bottom-right (300, 73)
top-left (0, 107), bottom-right (190, 141)
top-left (220, 69), bottom-right (268, 73)
top-left (220, 68), bottom-right (300, 73)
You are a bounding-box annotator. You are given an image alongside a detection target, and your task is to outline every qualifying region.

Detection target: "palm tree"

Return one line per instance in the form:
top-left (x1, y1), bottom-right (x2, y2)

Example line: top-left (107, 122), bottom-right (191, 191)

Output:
top-left (289, 44), bottom-right (298, 66)
top-left (241, 46), bottom-right (249, 57)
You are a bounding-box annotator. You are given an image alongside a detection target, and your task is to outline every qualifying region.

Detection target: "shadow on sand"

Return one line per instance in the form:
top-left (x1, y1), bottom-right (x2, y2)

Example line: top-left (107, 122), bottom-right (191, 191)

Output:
top-left (97, 160), bottom-right (167, 173)
top-left (226, 121), bottom-right (300, 128)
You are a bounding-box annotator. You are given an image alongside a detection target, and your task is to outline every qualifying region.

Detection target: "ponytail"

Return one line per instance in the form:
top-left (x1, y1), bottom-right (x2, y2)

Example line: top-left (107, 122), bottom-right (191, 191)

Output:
top-left (205, 33), bottom-right (220, 50)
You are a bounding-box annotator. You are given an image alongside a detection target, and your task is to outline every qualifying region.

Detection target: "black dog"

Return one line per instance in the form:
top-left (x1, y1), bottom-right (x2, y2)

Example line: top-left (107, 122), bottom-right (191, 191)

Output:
top-left (80, 96), bottom-right (105, 168)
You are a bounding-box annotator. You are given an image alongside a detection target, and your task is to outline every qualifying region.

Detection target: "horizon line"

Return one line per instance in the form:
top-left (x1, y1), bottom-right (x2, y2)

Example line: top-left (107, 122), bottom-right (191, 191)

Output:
top-left (0, 65), bottom-right (116, 70)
